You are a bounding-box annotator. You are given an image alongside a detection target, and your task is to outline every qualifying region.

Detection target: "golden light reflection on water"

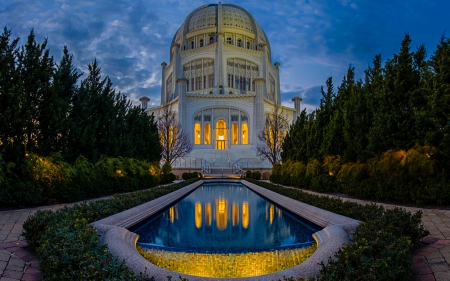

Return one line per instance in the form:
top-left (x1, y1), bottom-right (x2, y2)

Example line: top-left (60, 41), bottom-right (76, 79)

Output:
top-left (205, 203), bottom-right (212, 226)
top-left (137, 244), bottom-right (317, 278)
top-left (216, 198), bottom-right (227, 230)
top-left (242, 202), bottom-right (249, 229)
top-left (195, 203), bottom-right (202, 228)
top-left (232, 203), bottom-right (239, 226)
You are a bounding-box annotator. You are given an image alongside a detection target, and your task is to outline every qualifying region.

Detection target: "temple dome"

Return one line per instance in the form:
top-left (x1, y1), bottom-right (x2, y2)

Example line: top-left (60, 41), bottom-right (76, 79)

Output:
top-left (171, 3), bottom-right (270, 49)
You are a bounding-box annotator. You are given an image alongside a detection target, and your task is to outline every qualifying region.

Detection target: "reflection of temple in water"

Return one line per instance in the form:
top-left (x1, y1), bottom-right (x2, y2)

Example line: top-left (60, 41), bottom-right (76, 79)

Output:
top-left (194, 198), bottom-right (249, 231)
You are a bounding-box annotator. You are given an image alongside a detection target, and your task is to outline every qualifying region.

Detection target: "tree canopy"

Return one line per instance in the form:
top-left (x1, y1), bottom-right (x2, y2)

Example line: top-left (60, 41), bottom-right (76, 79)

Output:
top-left (0, 27), bottom-right (161, 164)
top-left (282, 34), bottom-right (450, 172)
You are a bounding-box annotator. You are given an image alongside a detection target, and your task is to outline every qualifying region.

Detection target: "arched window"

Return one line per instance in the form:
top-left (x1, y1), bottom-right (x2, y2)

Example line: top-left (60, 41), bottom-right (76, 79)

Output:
top-left (232, 123), bottom-right (238, 145)
top-left (191, 41), bottom-right (194, 49)
top-left (237, 39), bottom-right (242, 47)
top-left (247, 41), bottom-right (250, 49)
top-left (199, 39), bottom-right (204, 47)
top-left (227, 37), bottom-right (231, 44)
top-left (216, 119), bottom-right (227, 149)
top-left (194, 123), bottom-right (201, 145)
top-left (241, 123), bottom-right (248, 144)
top-left (204, 123), bottom-right (211, 145)
top-left (209, 36), bottom-right (214, 44)
top-left (229, 91), bottom-right (233, 95)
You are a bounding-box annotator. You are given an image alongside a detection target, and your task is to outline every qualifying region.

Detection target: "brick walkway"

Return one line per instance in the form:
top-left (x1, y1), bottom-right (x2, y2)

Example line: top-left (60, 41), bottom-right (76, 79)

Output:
top-left (0, 187), bottom-right (449, 281)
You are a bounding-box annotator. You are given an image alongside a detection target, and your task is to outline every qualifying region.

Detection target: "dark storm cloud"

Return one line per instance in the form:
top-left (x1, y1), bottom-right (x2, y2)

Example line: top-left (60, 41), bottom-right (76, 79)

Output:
top-left (1, 0), bottom-right (448, 108)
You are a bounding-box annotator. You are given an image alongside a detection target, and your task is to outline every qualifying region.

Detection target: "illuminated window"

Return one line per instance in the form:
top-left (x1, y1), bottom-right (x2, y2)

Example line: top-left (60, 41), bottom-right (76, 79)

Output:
top-left (216, 119), bottom-right (227, 149)
top-left (232, 123), bottom-right (238, 145)
top-left (194, 123), bottom-right (201, 145)
top-left (204, 123), bottom-right (211, 145)
top-left (237, 38), bottom-right (242, 47)
top-left (227, 37), bottom-right (231, 44)
top-left (242, 123), bottom-right (248, 144)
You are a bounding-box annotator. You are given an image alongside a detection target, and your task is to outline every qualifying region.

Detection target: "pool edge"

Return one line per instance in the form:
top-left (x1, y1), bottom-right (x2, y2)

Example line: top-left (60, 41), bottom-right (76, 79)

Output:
top-left (93, 179), bottom-right (360, 281)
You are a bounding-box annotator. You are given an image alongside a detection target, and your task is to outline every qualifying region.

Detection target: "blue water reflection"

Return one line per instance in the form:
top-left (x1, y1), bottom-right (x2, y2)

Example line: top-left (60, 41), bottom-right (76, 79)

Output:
top-left (130, 183), bottom-right (321, 252)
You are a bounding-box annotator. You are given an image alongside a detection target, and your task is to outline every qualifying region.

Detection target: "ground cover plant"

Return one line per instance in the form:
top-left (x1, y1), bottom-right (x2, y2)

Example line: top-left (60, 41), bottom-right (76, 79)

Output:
top-left (23, 178), bottom-right (427, 281)
top-left (22, 179), bottom-right (199, 281)
top-left (246, 179), bottom-right (429, 281)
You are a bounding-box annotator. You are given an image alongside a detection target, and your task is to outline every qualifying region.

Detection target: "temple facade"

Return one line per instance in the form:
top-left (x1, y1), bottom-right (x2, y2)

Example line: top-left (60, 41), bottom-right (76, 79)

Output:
top-left (147, 3), bottom-right (302, 169)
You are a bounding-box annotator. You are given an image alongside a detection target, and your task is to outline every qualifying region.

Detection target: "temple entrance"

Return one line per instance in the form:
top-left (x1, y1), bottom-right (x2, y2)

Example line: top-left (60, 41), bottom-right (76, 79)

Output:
top-left (215, 119), bottom-right (227, 149)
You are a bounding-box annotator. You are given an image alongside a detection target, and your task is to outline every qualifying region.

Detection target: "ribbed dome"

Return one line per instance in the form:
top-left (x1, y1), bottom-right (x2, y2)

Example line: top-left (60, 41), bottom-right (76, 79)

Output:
top-left (171, 3), bottom-right (269, 48)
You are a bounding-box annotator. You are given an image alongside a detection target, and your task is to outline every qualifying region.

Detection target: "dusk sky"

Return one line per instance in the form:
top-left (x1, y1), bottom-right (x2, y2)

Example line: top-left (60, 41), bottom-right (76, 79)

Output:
top-left (1, 0), bottom-right (449, 111)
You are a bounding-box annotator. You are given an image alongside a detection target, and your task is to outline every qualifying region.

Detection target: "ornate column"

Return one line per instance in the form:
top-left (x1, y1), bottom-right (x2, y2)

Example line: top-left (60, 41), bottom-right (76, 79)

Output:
top-left (172, 44), bottom-right (181, 98)
top-left (254, 78), bottom-right (266, 136)
top-left (292, 96), bottom-right (303, 123)
top-left (274, 62), bottom-right (281, 105)
top-left (160, 62), bottom-right (167, 104)
top-left (260, 43), bottom-right (269, 98)
top-left (177, 77), bottom-right (189, 131)
top-left (139, 97), bottom-right (150, 109)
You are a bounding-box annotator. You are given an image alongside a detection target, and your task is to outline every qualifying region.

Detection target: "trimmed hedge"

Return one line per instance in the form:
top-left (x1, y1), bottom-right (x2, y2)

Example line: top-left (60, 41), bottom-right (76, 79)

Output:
top-left (0, 153), bottom-right (160, 207)
top-left (23, 179), bottom-right (200, 281)
top-left (245, 179), bottom-right (429, 281)
top-left (270, 147), bottom-right (450, 206)
top-left (182, 171), bottom-right (202, 180)
top-left (23, 178), bottom-right (427, 280)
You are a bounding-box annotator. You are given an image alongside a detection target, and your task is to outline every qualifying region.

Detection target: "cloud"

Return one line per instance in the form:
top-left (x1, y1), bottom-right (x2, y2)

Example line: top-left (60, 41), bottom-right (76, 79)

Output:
top-left (1, 0), bottom-right (448, 110)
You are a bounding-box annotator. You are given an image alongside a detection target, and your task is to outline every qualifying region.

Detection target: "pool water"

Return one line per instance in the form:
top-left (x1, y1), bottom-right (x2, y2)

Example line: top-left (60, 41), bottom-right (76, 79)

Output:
top-left (130, 182), bottom-right (321, 252)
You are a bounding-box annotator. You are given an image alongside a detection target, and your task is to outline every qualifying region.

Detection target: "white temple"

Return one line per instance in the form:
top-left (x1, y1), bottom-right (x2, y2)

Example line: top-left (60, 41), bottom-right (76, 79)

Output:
top-left (147, 2), bottom-right (302, 173)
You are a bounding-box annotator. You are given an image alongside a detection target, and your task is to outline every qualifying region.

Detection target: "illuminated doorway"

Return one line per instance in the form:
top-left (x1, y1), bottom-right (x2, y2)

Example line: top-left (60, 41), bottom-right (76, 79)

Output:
top-left (215, 119), bottom-right (227, 149)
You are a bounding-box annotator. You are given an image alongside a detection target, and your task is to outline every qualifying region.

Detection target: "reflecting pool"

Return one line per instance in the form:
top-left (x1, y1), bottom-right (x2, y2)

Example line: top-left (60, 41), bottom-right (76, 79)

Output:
top-left (131, 182), bottom-right (320, 251)
top-left (129, 182), bottom-right (321, 277)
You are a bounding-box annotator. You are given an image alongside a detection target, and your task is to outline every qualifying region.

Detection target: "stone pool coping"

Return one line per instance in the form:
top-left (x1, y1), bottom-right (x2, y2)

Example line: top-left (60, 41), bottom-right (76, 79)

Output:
top-left (93, 180), bottom-right (360, 281)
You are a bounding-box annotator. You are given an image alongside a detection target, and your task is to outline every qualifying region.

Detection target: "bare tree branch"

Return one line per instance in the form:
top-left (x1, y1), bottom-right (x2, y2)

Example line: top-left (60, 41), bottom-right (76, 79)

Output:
top-left (156, 103), bottom-right (193, 164)
top-left (256, 104), bottom-right (289, 165)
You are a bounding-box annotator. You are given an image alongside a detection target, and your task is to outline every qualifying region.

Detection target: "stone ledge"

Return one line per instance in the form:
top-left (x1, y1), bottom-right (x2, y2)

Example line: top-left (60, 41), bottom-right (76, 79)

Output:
top-left (93, 180), bottom-right (360, 280)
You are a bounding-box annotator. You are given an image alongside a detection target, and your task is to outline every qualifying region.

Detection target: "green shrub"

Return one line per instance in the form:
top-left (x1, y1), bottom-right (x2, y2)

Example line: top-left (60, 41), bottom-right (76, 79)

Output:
top-left (251, 171), bottom-right (261, 180)
top-left (23, 179), bottom-right (200, 280)
top-left (245, 170), bottom-right (252, 178)
top-left (244, 179), bottom-right (428, 281)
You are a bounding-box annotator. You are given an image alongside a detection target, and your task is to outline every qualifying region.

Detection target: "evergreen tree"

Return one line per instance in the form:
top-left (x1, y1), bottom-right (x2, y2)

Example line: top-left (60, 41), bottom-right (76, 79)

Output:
top-left (0, 27), bottom-right (22, 162)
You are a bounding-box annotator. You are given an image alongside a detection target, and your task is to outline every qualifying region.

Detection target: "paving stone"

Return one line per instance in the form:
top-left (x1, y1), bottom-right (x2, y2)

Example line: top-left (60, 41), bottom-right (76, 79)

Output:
top-left (411, 274), bottom-right (436, 281)
top-left (434, 271), bottom-right (450, 281)
top-left (429, 261), bottom-right (449, 272)
top-left (0, 261), bottom-right (6, 270)
top-left (1, 269), bottom-right (22, 279)
top-left (0, 253), bottom-right (9, 262)
top-left (0, 277), bottom-right (20, 281)
top-left (21, 273), bottom-right (41, 281)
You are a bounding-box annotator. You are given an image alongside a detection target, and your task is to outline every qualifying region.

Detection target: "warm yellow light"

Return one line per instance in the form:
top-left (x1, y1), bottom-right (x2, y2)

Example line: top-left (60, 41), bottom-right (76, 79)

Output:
top-left (198, 134), bottom-right (200, 138)
top-left (218, 135), bottom-right (224, 140)
top-left (195, 202), bottom-right (202, 228)
top-left (269, 205), bottom-right (274, 224)
top-left (329, 172), bottom-right (333, 176)
top-left (138, 243), bottom-right (317, 278)
top-left (242, 202), bottom-right (249, 229)
top-left (169, 207), bottom-right (175, 223)
top-left (205, 203), bottom-right (212, 226)
top-left (216, 198), bottom-right (227, 230)
top-left (232, 203), bottom-right (239, 226)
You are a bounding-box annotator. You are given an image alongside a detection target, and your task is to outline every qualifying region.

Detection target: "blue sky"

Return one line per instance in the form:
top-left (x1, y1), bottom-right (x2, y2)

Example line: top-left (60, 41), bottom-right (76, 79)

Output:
top-left (1, 0), bottom-right (449, 111)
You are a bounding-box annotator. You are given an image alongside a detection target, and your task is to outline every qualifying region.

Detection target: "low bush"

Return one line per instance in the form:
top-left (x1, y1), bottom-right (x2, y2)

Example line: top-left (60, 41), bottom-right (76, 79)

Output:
top-left (245, 179), bottom-right (428, 281)
top-left (262, 171), bottom-right (270, 180)
top-left (182, 171), bottom-right (202, 180)
top-left (0, 153), bottom-right (160, 207)
top-left (23, 179), bottom-right (200, 280)
top-left (270, 146), bottom-right (450, 205)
